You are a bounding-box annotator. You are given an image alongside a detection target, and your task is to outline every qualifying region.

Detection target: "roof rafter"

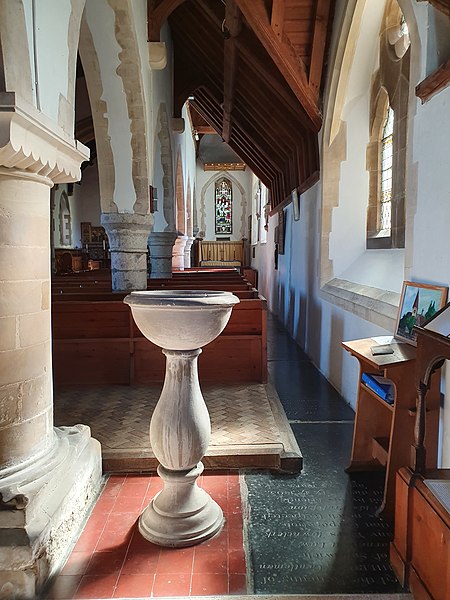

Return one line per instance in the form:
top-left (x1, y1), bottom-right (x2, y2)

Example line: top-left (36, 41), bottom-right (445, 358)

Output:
top-left (147, 0), bottom-right (187, 41)
top-left (309, 0), bottom-right (332, 99)
top-left (235, 0), bottom-right (322, 130)
top-left (222, 1), bottom-right (242, 142)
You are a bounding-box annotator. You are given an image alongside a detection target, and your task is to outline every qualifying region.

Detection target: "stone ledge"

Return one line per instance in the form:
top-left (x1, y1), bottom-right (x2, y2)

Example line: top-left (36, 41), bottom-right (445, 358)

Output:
top-left (320, 278), bottom-right (400, 332)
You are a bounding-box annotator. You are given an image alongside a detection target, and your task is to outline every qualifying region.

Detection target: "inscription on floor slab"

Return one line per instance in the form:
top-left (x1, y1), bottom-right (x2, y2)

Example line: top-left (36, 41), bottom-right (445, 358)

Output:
top-left (244, 423), bottom-right (403, 595)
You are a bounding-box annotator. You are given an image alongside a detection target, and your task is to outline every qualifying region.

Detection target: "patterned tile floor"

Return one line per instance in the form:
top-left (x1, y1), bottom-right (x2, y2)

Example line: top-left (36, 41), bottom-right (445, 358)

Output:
top-left (54, 383), bottom-right (300, 471)
top-left (44, 473), bottom-right (246, 599)
top-left (44, 313), bottom-right (408, 599)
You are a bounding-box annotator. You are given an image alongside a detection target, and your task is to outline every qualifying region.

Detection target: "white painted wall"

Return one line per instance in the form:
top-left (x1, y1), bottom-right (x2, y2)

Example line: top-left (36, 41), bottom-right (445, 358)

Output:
top-left (21, 0), bottom-right (76, 123)
top-left (253, 1), bottom-right (450, 466)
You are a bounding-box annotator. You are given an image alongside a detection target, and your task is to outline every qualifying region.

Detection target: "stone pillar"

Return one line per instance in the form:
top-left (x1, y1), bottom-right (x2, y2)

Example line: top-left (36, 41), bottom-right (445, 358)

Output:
top-left (148, 231), bottom-right (177, 279)
top-left (0, 169), bottom-right (55, 469)
top-left (0, 93), bottom-right (102, 599)
top-left (183, 236), bottom-right (195, 269)
top-left (172, 234), bottom-right (188, 271)
top-left (101, 213), bottom-right (153, 291)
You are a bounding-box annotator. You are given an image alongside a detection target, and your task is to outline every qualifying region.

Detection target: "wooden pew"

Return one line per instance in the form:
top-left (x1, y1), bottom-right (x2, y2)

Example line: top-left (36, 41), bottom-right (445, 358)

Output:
top-left (52, 279), bottom-right (267, 385)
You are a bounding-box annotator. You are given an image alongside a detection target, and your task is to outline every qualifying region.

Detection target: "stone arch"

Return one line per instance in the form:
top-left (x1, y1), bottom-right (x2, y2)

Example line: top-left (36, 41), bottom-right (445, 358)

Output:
top-left (366, 85), bottom-right (390, 241)
top-left (59, 1), bottom-right (85, 135)
top-left (59, 191), bottom-right (72, 246)
top-left (175, 148), bottom-right (185, 235)
top-left (157, 103), bottom-right (176, 231)
top-left (79, 15), bottom-right (116, 213)
top-left (319, 0), bottom-right (421, 326)
top-left (199, 171), bottom-right (247, 239)
top-left (79, 0), bottom-right (149, 215)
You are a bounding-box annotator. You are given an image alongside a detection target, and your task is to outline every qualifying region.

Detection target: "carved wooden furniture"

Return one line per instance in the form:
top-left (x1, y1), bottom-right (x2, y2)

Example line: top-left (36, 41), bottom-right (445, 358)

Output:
top-left (342, 338), bottom-right (440, 521)
top-left (391, 307), bottom-right (450, 599)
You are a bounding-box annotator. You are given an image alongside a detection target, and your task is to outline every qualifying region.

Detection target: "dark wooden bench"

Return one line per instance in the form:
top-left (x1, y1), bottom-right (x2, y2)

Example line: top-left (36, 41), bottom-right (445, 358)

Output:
top-left (52, 276), bottom-right (267, 385)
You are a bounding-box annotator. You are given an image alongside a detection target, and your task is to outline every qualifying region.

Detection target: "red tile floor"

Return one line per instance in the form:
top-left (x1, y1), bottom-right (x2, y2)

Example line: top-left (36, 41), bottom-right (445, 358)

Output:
top-left (45, 472), bottom-right (247, 599)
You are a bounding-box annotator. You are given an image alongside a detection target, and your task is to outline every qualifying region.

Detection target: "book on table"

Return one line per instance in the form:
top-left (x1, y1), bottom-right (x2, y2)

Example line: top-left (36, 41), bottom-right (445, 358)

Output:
top-left (361, 372), bottom-right (394, 404)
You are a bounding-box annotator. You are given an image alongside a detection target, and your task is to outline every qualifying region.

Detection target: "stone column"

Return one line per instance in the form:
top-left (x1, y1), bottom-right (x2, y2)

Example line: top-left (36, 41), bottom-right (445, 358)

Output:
top-left (101, 213), bottom-right (153, 291)
top-left (148, 231), bottom-right (177, 279)
top-left (183, 236), bottom-right (195, 269)
top-left (0, 169), bottom-right (55, 469)
top-left (0, 93), bottom-right (102, 599)
top-left (172, 234), bottom-right (188, 271)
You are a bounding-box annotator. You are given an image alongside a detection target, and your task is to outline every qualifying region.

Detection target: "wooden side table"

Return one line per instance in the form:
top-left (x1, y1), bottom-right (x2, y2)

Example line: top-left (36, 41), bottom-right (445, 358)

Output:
top-left (342, 338), bottom-right (440, 521)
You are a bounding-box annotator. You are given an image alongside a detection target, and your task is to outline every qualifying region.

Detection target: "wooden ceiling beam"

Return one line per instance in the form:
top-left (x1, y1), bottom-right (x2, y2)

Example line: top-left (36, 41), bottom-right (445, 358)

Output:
top-left (195, 0), bottom-right (314, 132)
top-left (417, 0), bottom-right (450, 18)
top-left (235, 65), bottom-right (306, 145)
top-left (222, 41), bottom-right (236, 142)
top-left (195, 125), bottom-right (217, 134)
top-left (235, 0), bottom-right (322, 130)
top-left (416, 58), bottom-right (450, 103)
top-left (222, 1), bottom-right (242, 143)
top-left (228, 139), bottom-right (272, 187)
top-left (271, 0), bottom-right (285, 41)
top-left (231, 98), bottom-right (293, 166)
top-left (229, 132), bottom-right (276, 179)
top-left (193, 87), bottom-right (279, 180)
top-left (237, 43), bottom-right (311, 132)
top-left (309, 0), bottom-right (331, 100)
top-left (147, 0), bottom-right (187, 41)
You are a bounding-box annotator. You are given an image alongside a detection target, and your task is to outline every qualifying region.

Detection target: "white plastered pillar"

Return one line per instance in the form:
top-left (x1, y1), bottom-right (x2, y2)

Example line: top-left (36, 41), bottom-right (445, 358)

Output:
top-left (172, 235), bottom-right (188, 271)
top-left (183, 236), bottom-right (195, 269)
top-left (0, 93), bottom-right (102, 599)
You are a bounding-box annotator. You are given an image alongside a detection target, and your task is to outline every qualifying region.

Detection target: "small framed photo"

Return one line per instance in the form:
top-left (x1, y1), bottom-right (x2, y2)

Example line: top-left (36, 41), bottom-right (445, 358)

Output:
top-left (292, 189), bottom-right (300, 221)
top-left (395, 281), bottom-right (448, 345)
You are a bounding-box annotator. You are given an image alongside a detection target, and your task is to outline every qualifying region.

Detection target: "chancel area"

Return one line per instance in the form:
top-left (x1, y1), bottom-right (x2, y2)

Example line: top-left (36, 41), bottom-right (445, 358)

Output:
top-left (1, 0), bottom-right (450, 599)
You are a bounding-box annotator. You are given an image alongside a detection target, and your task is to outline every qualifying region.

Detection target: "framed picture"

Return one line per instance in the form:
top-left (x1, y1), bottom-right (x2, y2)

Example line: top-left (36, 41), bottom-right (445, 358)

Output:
top-left (395, 281), bottom-right (448, 345)
top-left (278, 209), bottom-right (285, 255)
top-left (292, 189), bottom-right (300, 221)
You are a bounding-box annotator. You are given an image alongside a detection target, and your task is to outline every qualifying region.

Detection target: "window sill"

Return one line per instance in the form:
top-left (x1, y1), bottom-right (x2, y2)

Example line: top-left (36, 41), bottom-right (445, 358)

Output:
top-left (320, 278), bottom-right (400, 331)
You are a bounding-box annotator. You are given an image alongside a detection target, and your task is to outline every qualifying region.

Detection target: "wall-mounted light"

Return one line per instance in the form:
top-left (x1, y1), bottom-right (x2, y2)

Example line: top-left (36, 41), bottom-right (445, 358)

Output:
top-left (194, 130), bottom-right (199, 141)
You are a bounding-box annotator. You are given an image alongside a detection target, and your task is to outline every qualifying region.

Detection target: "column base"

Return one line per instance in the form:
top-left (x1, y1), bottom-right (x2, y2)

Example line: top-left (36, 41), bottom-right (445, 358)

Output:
top-left (0, 425), bottom-right (102, 599)
top-left (138, 463), bottom-right (224, 547)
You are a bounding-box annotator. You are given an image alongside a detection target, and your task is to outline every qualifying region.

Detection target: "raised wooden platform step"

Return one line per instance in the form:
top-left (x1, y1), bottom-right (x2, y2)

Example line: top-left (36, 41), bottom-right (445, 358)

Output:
top-left (54, 383), bottom-right (301, 473)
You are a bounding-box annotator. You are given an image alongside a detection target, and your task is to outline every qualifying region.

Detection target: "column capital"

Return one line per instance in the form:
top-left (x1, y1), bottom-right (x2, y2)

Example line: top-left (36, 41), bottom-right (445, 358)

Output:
top-left (101, 212), bottom-right (154, 252)
top-left (0, 92), bottom-right (89, 183)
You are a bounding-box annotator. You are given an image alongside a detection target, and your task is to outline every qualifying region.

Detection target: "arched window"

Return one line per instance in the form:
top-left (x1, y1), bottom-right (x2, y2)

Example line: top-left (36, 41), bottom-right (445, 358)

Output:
top-left (59, 192), bottom-right (72, 246)
top-left (215, 178), bottom-right (232, 235)
top-left (379, 105), bottom-right (394, 236)
top-left (366, 1), bottom-right (409, 249)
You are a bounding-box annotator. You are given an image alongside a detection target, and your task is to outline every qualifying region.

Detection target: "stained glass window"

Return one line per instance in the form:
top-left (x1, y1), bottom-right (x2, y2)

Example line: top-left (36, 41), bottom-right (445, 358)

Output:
top-left (380, 105), bottom-right (394, 234)
top-left (215, 178), bottom-right (232, 235)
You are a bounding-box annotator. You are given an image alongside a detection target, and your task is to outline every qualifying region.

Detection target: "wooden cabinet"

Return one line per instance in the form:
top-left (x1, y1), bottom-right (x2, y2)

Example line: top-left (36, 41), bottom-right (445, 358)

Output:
top-left (391, 313), bottom-right (450, 600)
top-left (342, 338), bottom-right (440, 521)
top-left (391, 467), bottom-right (450, 600)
